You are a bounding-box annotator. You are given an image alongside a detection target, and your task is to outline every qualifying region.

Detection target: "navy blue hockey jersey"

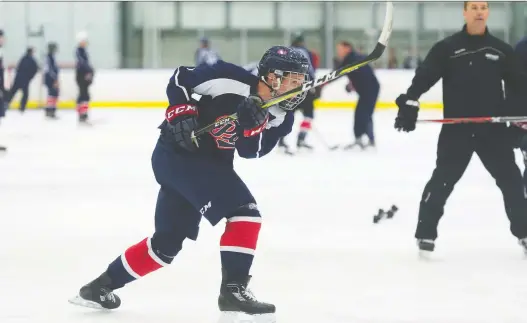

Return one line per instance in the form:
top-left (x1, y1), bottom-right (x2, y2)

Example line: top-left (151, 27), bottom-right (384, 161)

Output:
top-left (44, 53), bottom-right (59, 85)
top-left (160, 60), bottom-right (294, 164)
top-left (76, 47), bottom-right (93, 76)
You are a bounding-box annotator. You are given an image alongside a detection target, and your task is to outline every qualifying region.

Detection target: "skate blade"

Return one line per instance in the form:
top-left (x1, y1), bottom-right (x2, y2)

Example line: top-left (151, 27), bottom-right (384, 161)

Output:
top-left (218, 312), bottom-right (276, 323)
top-left (68, 295), bottom-right (108, 310)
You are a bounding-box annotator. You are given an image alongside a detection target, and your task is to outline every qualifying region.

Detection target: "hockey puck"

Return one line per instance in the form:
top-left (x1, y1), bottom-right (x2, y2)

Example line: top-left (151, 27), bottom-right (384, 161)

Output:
top-left (373, 205), bottom-right (399, 224)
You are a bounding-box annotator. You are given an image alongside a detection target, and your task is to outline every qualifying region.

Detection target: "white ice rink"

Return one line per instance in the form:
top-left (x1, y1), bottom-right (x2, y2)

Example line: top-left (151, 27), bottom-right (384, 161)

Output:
top-left (1, 108), bottom-right (526, 323)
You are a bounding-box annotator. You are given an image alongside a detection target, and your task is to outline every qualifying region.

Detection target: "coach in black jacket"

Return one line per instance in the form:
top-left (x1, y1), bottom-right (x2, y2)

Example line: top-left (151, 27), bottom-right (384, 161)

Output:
top-left (394, 1), bottom-right (527, 255)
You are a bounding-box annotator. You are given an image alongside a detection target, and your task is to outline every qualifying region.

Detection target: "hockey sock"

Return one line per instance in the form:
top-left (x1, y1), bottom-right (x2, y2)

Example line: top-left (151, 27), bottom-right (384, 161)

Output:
top-left (220, 204), bottom-right (262, 280)
top-left (76, 101), bottom-right (89, 117)
top-left (45, 96), bottom-right (57, 115)
top-left (106, 237), bottom-right (171, 290)
top-left (298, 118), bottom-right (312, 142)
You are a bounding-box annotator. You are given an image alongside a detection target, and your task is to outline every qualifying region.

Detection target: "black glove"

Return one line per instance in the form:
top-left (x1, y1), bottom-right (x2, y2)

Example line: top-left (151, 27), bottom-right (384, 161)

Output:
top-left (163, 104), bottom-right (200, 152)
top-left (237, 95), bottom-right (269, 137)
top-left (394, 94), bottom-right (419, 132)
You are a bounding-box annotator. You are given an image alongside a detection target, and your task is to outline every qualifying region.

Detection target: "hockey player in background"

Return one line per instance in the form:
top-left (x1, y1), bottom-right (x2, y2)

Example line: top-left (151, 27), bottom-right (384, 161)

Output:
top-left (69, 46), bottom-right (310, 319)
top-left (0, 29), bottom-right (6, 152)
top-left (395, 1), bottom-right (527, 256)
top-left (75, 31), bottom-right (94, 124)
top-left (278, 31), bottom-right (318, 153)
top-left (335, 41), bottom-right (379, 150)
top-left (5, 47), bottom-right (38, 113)
top-left (43, 42), bottom-right (59, 119)
top-left (195, 36), bottom-right (221, 66)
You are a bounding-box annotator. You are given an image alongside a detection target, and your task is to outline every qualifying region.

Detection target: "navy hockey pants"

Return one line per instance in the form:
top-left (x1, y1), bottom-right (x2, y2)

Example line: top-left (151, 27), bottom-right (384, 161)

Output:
top-left (353, 90), bottom-right (378, 142)
top-left (7, 80), bottom-right (29, 111)
top-left (416, 125), bottom-right (527, 240)
top-left (45, 81), bottom-right (59, 98)
top-left (151, 138), bottom-right (256, 241)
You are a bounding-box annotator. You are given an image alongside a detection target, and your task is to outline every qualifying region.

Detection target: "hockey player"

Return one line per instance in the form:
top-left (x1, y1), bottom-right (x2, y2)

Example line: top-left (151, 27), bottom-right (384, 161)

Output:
top-left (195, 36), bottom-right (221, 66)
top-left (335, 41), bottom-right (379, 149)
top-left (0, 29), bottom-right (6, 152)
top-left (75, 31), bottom-right (94, 124)
top-left (43, 42), bottom-right (59, 119)
top-left (279, 31), bottom-right (317, 152)
top-left (5, 47), bottom-right (38, 113)
top-left (69, 46), bottom-right (309, 318)
top-left (395, 1), bottom-right (527, 255)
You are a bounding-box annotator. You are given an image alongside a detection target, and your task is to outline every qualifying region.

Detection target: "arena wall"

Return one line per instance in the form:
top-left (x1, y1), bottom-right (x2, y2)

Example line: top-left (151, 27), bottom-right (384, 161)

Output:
top-left (4, 68), bottom-right (444, 110)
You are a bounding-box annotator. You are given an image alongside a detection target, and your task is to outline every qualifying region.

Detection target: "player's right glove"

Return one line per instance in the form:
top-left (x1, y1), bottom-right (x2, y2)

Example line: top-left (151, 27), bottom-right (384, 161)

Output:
top-left (394, 94), bottom-right (419, 132)
top-left (163, 104), bottom-right (200, 152)
top-left (237, 95), bottom-right (269, 137)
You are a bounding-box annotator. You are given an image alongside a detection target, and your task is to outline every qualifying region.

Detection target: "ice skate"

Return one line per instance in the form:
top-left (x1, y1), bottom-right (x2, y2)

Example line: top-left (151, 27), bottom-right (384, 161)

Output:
top-left (417, 239), bottom-right (435, 259)
top-left (277, 137), bottom-right (293, 156)
top-left (296, 132), bottom-right (313, 151)
top-left (218, 272), bottom-right (275, 323)
top-left (343, 137), bottom-right (374, 151)
top-left (68, 272), bottom-right (121, 310)
top-left (45, 108), bottom-right (59, 120)
top-left (78, 113), bottom-right (93, 126)
top-left (519, 238), bottom-right (527, 256)
top-left (0, 145), bottom-right (6, 153)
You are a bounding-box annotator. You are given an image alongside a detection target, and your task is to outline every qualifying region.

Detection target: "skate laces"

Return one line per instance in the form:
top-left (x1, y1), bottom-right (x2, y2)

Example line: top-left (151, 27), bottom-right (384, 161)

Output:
top-left (99, 288), bottom-right (117, 303)
top-left (242, 287), bottom-right (258, 302)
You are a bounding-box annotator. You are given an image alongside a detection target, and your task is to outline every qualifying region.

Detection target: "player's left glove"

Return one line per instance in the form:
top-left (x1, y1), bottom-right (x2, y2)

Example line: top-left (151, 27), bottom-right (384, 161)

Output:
top-left (395, 94), bottom-right (419, 132)
top-left (163, 104), bottom-right (200, 152)
top-left (237, 95), bottom-right (269, 137)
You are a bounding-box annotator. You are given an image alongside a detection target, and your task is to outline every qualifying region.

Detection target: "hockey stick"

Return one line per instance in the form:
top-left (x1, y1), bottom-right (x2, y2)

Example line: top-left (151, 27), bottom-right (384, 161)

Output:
top-left (417, 116), bottom-right (527, 124)
top-left (191, 2), bottom-right (394, 139)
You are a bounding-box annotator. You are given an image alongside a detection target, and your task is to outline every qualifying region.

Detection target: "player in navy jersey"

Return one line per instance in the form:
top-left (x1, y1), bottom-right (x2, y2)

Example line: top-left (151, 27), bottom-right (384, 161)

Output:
top-left (75, 31), bottom-right (94, 124)
top-left (44, 42), bottom-right (59, 119)
top-left (69, 46), bottom-right (309, 318)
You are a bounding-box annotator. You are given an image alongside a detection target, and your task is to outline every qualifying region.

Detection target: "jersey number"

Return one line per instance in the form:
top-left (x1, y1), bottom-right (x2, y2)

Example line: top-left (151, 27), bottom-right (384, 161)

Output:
top-left (210, 117), bottom-right (238, 150)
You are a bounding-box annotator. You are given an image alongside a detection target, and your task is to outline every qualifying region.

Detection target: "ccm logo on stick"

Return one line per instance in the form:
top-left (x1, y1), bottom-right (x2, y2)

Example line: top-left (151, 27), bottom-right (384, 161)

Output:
top-left (165, 104), bottom-right (198, 122)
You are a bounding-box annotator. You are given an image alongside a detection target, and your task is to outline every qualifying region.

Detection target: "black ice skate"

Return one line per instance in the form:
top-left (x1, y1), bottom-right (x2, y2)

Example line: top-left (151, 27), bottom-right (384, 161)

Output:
top-left (278, 137), bottom-right (294, 156)
top-left (68, 272), bottom-right (121, 310)
top-left (343, 138), bottom-right (374, 151)
top-left (45, 108), bottom-right (58, 120)
top-left (417, 239), bottom-right (435, 258)
top-left (296, 132), bottom-right (313, 151)
top-left (218, 274), bottom-right (275, 316)
top-left (0, 145), bottom-right (6, 153)
top-left (78, 113), bottom-right (93, 126)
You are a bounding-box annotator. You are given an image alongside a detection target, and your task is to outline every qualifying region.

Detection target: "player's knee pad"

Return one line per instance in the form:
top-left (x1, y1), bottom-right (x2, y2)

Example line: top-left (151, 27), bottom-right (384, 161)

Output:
top-left (220, 203), bottom-right (262, 255)
top-left (150, 231), bottom-right (187, 264)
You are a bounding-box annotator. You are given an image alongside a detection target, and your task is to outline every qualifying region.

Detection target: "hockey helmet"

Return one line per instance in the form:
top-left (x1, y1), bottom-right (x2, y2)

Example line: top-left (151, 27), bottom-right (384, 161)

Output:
top-left (48, 42), bottom-right (58, 54)
top-left (257, 46), bottom-right (310, 111)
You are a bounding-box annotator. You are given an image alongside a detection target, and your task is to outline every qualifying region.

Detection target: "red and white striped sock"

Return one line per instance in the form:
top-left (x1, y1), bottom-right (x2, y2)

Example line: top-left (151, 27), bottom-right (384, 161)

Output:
top-left (220, 215), bottom-right (262, 279)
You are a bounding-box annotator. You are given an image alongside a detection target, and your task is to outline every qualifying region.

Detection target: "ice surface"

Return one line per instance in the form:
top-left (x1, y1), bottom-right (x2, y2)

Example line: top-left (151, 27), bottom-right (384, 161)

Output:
top-left (0, 109), bottom-right (526, 323)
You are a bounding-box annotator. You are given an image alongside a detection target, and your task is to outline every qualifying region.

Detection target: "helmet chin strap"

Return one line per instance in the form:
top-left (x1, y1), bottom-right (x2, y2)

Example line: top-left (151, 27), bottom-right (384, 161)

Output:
top-left (260, 75), bottom-right (282, 98)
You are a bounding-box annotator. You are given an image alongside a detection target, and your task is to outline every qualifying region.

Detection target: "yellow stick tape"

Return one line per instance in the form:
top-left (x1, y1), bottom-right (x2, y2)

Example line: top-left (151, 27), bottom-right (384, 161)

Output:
top-left (13, 100), bottom-right (444, 110)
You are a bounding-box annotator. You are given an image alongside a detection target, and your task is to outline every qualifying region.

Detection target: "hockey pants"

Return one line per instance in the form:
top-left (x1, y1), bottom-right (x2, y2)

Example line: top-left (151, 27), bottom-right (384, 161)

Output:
top-left (416, 125), bottom-right (527, 240)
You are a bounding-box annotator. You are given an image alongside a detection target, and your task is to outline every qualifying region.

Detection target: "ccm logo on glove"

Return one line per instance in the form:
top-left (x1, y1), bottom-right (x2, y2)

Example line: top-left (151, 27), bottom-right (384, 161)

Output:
top-left (165, 104), bottom-right (198, 122)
